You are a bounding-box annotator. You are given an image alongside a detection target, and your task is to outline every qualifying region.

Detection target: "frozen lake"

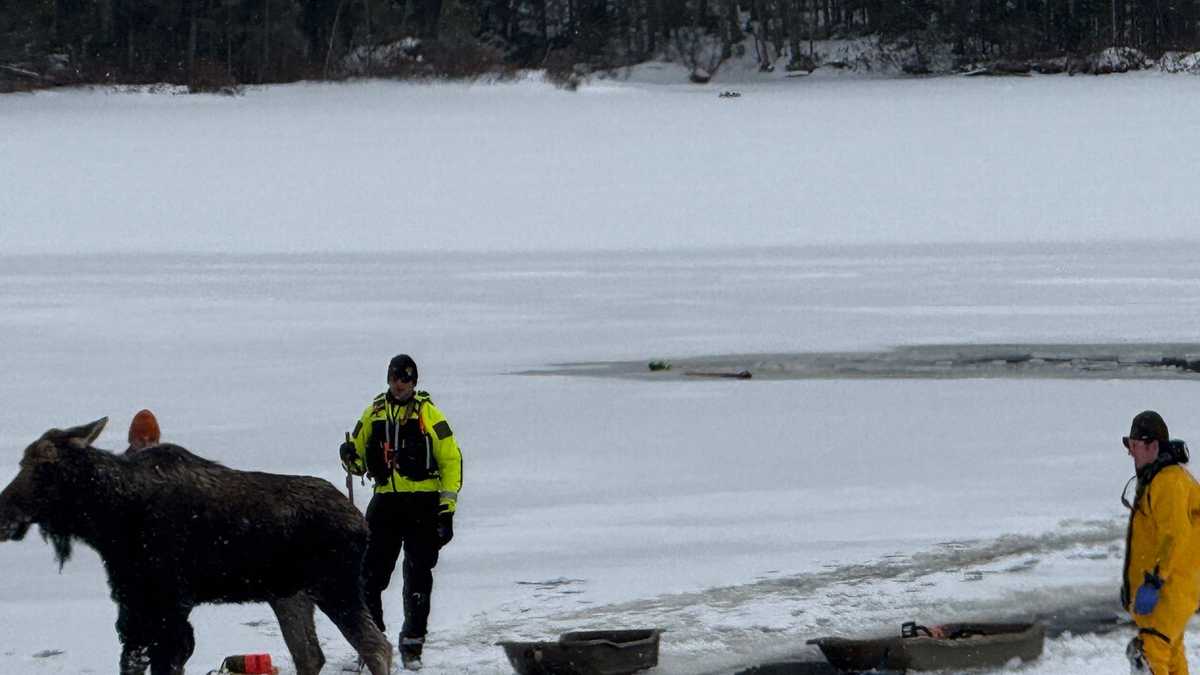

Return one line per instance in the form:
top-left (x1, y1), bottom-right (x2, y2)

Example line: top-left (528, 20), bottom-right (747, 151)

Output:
top-left (6, 72), bottom-right (1200, 673)
top-left (3, 244), bottom-right (1200, 673)
top-left (4, 73), bottom-right (1200, 255)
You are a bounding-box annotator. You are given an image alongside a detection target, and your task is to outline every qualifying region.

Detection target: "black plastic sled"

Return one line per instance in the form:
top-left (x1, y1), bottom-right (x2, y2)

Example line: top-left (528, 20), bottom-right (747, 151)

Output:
top-left (497, 628), bottom-right (661, 675)
top-left (807, 621), bottom-right (1045, 673)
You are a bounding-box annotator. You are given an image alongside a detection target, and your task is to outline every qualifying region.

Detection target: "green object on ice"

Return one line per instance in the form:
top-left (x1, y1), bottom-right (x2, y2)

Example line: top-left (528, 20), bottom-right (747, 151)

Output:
top-left (648, 361), bottom-right (671, 371)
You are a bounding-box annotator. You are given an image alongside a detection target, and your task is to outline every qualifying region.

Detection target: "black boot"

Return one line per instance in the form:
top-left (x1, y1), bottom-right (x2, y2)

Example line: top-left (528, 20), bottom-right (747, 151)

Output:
top-left (399, 637), bottom-right (424, 671)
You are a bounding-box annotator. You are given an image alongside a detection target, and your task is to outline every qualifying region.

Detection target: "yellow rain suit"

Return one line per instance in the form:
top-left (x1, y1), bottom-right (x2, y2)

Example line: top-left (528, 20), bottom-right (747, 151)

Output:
top-left (1124, 463), bottom-right (1200, 674)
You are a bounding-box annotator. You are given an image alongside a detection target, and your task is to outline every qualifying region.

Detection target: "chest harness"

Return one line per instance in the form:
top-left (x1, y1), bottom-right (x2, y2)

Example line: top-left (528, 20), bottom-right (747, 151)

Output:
top-left (371, 396), bottom-right (437, 489)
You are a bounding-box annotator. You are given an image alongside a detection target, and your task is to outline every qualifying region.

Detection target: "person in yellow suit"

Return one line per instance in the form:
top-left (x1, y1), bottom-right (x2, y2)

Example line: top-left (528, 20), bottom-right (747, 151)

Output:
top-left (1122, 410), bottom-right (1200, 674)
top-left (339, 354), bottom-right (463, 671)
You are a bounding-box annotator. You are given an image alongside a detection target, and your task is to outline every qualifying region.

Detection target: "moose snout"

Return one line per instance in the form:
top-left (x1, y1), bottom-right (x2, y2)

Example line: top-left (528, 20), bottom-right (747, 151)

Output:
top-left (0, 499), bottom-right (33, 542)
top-left (0, 515), bottom-right (31, 542)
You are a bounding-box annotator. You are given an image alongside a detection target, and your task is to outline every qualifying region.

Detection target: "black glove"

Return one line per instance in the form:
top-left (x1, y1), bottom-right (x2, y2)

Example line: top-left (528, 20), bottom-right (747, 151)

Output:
top-left (339, 440), bottom-right (357, 464)
top-left (1127, 635), bottom-right (1147, 672)
top-left (436, 509), bottom-right (454, 547)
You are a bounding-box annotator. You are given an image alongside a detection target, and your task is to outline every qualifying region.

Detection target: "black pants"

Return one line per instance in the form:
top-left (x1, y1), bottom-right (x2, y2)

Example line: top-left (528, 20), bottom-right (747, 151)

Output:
top-left (363, 491), bottom-right (441, 640)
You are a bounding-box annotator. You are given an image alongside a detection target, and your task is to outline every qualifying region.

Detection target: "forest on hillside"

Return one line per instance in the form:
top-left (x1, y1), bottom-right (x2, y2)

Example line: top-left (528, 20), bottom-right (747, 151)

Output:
top-left (2, 0), bottom-right (1199, 88)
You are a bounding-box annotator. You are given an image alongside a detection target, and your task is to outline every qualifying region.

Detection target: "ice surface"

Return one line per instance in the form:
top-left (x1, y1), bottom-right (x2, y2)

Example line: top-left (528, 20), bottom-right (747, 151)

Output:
top-left (2, 247), bottom-right (1198, 673)
top-left (4, 76), bottom-right (1200, 673)
top-left (4, 74), bottom-right (1200, 254)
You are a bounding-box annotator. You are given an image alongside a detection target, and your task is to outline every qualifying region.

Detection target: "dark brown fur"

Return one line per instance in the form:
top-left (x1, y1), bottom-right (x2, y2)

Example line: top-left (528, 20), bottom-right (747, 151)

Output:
top-left (0, 418), bottom-right (391, 675)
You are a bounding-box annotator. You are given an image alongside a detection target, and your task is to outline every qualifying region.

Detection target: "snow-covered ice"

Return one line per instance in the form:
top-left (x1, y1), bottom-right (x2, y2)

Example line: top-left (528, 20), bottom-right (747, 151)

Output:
top-left (4, 73), bottom-right (1200, 254)
top-left (2, 246), bottom-right (1199, 673)
top-left (3, 76), bottom-right (1200, 674)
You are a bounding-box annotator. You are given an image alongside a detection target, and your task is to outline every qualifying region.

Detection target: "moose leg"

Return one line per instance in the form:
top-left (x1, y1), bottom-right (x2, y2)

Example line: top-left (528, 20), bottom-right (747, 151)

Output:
top-left (269, 593), bottom-right (325, 675)
top-left (315, 592), bottom-right (392, 675)
top-left (148, 608), bottom-right (195, 675)
top-left (120, 644), bottom-right (152, 675)
top-left (115, 603), bottom-right (152, 675)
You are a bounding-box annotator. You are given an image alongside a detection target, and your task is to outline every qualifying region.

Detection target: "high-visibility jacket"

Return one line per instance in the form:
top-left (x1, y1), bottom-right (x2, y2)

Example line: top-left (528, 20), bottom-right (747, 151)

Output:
top-left (1124, 463), bottom-right (1200, 643)
top-left (344, 390), bottom-right (462, 513)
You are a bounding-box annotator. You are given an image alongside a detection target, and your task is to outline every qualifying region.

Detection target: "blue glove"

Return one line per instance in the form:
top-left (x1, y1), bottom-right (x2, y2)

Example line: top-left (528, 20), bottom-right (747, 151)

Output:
top-left (1134, 570), bottom-right (1164, 615)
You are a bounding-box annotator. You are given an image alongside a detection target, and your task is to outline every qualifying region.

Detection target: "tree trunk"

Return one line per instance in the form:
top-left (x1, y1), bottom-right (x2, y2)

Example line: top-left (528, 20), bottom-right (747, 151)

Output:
top-left (188, 0), bottom-right (198, 83)
top-left (505, 0), bottom-right (518, 40)
top-left (127, 24), bottom-right (135, 73)
top-left (226, 0), bottom-right (232, 80)
top-left (1154, 0), bottom-right (1161, 51)
top-left (646, 0), bottom-right (658, 53)
top-left (99, 0), bottom-right (113, 42)
top-left (1112, 0), bottom-right (1118, 45)
top-left (807, 0), bottom-right (813, 57)
top-left (432, 0), bottom-right (447, 37)
top-left (260, 0), bottom-right (270, 82)
top-left (400, 0), bottom-right (412, 34)
top-left (324, 0), bottom-right (347, 78)
top-left (567, 0), bottom-right (578, 48)
top-left (724, 0), bottom-right (739, 57)
top-left (539, 0), bottom-right (550, 53)
top-left (51, 0), bottom-right (61, 41)
top-left (786, 0), bottom-right (800, 63)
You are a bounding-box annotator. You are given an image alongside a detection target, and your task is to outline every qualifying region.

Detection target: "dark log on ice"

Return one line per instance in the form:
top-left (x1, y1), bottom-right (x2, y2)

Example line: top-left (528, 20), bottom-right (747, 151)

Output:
top-left (685, 369), bottom-right (753, 379)
top-left (991, 60), bottom-right (1033, 74)
top-left (1032, 60), bottom-right (1066, 74)
top-left (964, 61), bottom-right (1033, 76)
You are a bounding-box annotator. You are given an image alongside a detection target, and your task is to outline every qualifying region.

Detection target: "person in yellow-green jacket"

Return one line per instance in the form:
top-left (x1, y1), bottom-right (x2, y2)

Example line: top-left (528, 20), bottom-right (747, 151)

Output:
top-left (1121, 410), bottom-right (1200, 675)
top-left (339, 354), bottom-right (463, 671)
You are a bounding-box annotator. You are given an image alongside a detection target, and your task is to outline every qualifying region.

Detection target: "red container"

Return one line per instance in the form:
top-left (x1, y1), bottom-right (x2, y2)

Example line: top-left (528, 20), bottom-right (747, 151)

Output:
top-left (221, 653), bottom-right (274, 674)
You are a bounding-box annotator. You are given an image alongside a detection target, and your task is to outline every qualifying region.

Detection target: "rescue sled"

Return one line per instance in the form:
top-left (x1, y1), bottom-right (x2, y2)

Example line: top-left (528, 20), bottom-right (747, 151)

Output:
top-left (498, 628), bottom-right (661, 675)
top-left (807, 621), bottom-right (1045, 673)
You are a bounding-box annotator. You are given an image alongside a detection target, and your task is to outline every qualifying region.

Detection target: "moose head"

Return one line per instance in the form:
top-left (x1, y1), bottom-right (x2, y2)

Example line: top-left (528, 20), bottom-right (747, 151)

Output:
top-left (0, 418), bottom-right (108, 546)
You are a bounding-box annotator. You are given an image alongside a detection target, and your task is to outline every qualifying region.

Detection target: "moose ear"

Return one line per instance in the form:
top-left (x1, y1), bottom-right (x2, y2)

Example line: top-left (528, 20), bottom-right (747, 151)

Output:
top-left (64, 417), bottom-right (108, 449)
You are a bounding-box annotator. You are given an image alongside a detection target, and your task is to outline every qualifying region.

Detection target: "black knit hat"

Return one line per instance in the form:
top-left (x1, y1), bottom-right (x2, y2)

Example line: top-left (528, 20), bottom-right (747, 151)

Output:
top-left (1124, 410), bottom-right (1169, 448)
top-left (388, 354), bottom-right (418, 383)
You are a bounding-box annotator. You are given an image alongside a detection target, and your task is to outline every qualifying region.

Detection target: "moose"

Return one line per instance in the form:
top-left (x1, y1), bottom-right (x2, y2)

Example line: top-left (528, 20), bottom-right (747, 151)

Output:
top-left (0, 418), bottom-right (391, 675)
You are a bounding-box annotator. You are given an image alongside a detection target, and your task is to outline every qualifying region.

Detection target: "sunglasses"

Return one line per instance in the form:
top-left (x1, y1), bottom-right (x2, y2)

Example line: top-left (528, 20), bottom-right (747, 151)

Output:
top-left (390, 370), bottom-right (416, 383)
top-left (1123, 436), bottom-right (1154, 449)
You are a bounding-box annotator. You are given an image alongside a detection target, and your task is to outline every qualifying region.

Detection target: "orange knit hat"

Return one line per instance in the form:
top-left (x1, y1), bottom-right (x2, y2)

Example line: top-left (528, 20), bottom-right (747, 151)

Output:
top-left (128, 409), bottom-right (161, 445)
